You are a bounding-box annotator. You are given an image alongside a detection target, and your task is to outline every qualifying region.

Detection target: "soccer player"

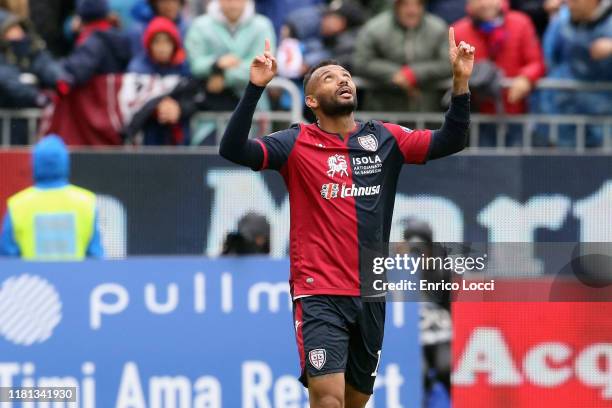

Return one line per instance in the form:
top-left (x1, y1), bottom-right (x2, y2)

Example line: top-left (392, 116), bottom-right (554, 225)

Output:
top-left (220, 28), bottom-right (475, 408)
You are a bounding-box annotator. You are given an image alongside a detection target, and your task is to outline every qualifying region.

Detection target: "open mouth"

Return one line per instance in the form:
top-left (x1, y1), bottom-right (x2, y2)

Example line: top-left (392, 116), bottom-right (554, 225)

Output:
top-left (337, 87), bottom-right (353, 99)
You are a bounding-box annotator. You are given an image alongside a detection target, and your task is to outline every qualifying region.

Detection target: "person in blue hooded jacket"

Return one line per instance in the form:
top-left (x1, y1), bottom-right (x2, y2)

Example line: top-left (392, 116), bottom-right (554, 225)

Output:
top-left (0, 135), bottom-right (104, 260)
top-left (537, 1), bottom-right (612, 147)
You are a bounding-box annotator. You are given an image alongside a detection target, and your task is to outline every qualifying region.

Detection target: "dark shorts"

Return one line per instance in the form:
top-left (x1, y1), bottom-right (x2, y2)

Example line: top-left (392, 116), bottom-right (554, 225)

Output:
top-left (292, 295), bottom-right (386, 395)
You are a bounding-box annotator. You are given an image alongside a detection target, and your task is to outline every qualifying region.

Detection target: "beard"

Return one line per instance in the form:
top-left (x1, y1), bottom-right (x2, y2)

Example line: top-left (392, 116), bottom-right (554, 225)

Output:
top-left (318, 93), bottom-right (357, 116)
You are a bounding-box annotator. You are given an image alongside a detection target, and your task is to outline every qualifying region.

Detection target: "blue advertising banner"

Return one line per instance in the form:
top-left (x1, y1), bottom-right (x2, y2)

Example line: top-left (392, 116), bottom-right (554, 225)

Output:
top-left (0, 258), bottom-right (421, 407)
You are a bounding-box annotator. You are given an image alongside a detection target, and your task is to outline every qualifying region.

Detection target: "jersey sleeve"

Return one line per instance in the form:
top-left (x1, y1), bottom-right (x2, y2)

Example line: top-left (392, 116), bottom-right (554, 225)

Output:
top-left (255, 123), bottom-right (301, 171)
top-left (382, 123), bottom-right (433, 164)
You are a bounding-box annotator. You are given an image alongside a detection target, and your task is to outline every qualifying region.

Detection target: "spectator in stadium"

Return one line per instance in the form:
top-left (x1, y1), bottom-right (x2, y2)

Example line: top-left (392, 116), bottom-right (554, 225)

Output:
top-left (509, 0), bottom-right (564, 37)
top-left (221, 212), bottom-right (270, 255)
top-left (185, 0), bottom-right (275, 111)
top-left (126, 16), bottom-right (197, 145)
top-left (0, 0), bottom-right (28, 18)
top-left (110, 0), bottom-right (139, 31)
top-left (27, 0), bottom-right (76, 56)
top-left (427, 0), bottom-right (467, 24)
top-left (129, 0), bottom-right (189, 56)
top-left (353, 0), bottom-right (451, 112)
top-left (320, 0), bottom-right (366, 71)
top-left (275, 24), bottom-right (306, 82)
top-left (539, 0), bottom-right (612, 147)
top-left (0, 9), bottom-right (62, 110)
top-left (254, 0), bottom-right (323, 39)
top-left (59, 0), bottom-right (132, 91)
top-left (128, 16), bottom-right (189, 75)
top-left (0, 135), bottom-right (104, 260)
top-left (355, 0), bottom-right (394, 16)
top-left (452, 0), bottom-right (546, 115)
top-left (282, 4), bottom-right (326, 71)
top-left (278, 0), bottom-right (366, 78)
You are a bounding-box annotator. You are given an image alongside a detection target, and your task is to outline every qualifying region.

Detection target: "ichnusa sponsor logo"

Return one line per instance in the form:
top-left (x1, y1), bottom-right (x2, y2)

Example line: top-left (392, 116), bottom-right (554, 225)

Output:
top-left (321, 183), bottom-right (381, 200)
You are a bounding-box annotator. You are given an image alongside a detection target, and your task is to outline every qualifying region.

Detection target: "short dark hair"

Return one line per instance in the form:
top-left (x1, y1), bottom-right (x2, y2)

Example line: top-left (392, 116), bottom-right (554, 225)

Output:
top-left (303, 59), bottom-right (343, 94)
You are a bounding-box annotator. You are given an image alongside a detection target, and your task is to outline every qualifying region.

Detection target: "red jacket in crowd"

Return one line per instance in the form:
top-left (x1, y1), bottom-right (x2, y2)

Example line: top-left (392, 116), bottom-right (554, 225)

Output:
top-left (453, 10), bottom-right (546, 114)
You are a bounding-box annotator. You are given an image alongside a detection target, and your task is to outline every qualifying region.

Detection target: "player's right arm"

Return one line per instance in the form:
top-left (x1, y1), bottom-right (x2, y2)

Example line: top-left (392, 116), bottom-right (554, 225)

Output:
top-left (220, 40), bottom-right (297, 171)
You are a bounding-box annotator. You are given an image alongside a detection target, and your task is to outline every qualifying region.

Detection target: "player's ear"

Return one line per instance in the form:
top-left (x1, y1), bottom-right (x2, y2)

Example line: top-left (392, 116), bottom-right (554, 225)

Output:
top-left (305, 95), bottom-right (318, 110)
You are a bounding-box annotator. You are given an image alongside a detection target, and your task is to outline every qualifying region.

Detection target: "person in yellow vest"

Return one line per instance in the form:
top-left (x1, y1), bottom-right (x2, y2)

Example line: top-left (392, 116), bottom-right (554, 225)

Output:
top-left (0, 134), bottom-right (104, 260)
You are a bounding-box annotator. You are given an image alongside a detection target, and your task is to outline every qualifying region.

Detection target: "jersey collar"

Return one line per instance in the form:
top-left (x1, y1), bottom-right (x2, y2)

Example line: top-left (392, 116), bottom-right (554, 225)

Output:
top-left (315, 121), bottom-right (365, 144)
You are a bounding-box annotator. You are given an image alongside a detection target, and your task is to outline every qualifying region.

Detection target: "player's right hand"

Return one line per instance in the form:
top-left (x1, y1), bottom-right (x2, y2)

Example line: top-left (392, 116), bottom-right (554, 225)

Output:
top-left (250, 39), bottom-right (277, 87)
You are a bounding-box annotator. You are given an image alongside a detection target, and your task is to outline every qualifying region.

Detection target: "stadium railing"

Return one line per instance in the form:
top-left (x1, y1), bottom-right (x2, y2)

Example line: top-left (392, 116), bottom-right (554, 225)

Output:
top-left (0, 108), bottom-right (42, 147)
top-left (190, 77), bottom-right (303, 145)
top-left (353, 112), bottom-right (612, 153)
top-left (1, 78), bottom-right (611, 152)
top-left (353, 77), bottom-right (612, 153)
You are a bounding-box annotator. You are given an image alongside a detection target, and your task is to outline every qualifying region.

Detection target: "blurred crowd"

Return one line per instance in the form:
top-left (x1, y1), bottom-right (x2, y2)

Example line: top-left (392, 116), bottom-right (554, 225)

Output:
top-left (0, 0), bottom-right (610, 146)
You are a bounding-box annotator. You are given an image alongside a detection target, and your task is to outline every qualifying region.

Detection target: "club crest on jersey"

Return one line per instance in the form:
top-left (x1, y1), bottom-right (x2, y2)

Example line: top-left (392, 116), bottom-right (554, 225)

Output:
top-left (309, 349), bottom-right (327, 370)
top-left (327, 154), bottom-right (348, 178)
top-left (357, 134), bottom-right (378, 152)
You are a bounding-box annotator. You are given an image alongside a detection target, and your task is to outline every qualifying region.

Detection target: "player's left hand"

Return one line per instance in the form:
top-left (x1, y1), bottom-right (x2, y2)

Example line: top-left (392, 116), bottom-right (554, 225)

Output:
top-left (448, 27), bottom-right (475, 81)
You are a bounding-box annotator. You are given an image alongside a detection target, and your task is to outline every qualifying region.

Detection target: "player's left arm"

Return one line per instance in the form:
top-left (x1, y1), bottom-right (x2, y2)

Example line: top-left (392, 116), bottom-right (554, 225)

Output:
top-left (429, 27), bottom-right (474, 160)
top-left (386, 28), bottom-right (474, 163)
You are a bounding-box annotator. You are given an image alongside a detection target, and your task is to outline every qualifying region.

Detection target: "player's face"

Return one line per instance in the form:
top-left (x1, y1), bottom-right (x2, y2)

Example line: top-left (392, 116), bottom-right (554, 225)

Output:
top-left (309, 65), bottom-right (357, 117)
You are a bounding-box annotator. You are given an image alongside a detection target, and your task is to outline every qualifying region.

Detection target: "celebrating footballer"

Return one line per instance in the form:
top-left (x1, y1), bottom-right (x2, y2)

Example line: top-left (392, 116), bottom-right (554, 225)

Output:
top-left (220, 28), bottom-right (475, 408)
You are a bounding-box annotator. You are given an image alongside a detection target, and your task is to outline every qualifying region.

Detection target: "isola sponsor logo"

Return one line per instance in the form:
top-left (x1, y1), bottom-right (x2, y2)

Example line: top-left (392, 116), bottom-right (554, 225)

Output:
top-left (320, 183), bottom-right (381, 200)
top-left (352, 155), bottom-right (382, 166)
top-left (352, 155), bottom-right (383, 176)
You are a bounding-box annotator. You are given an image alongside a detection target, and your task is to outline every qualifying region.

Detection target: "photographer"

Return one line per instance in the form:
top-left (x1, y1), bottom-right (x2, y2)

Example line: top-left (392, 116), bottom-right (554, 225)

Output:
top-left (221, 212), bottom-right (270, 256)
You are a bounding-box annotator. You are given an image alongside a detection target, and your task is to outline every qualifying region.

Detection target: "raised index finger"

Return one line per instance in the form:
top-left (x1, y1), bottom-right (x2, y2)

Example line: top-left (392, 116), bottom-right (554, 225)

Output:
top-left (264, 39), bottom-right (271, 53)
top-left (449, 27), bottom-right (456, 48)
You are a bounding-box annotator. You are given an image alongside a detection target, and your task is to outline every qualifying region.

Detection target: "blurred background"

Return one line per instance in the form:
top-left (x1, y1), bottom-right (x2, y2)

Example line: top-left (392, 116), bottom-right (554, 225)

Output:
top-left (0, 0), bottom-right (611, 407)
